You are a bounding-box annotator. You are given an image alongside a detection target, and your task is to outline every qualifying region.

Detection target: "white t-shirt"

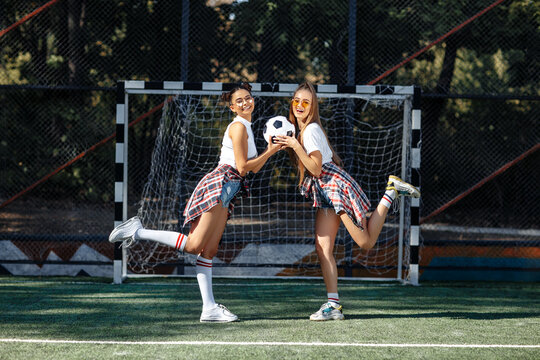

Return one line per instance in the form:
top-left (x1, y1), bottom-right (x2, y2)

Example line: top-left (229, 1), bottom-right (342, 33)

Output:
top-left (302, 123), bottom-right (333, 164)
top-left (218, 115), bottom-right (258, 169)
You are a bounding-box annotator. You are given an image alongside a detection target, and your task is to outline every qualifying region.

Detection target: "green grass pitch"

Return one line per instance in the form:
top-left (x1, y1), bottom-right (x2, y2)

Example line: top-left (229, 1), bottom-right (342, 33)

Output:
top-left (1, 276), bottom-right (539, 359)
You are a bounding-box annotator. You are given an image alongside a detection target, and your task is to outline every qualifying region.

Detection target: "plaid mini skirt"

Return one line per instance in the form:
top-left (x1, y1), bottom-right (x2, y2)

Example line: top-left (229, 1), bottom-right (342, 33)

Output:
top-left (300, 162), bottom-right (371, 230)
top-left (183, 164), bottom-right (249, 226)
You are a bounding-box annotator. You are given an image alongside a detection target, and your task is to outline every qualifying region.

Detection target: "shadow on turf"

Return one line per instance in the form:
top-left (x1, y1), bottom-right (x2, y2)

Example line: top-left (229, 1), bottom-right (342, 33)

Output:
top-left (238, 309), bottom-right (536, 321)
top-left (346, 312), bottom-right (536, 320)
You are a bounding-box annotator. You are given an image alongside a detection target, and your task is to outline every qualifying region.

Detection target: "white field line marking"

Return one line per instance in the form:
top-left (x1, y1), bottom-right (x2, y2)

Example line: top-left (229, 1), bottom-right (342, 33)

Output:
top-left (1, 339), bottom-right (539, 348)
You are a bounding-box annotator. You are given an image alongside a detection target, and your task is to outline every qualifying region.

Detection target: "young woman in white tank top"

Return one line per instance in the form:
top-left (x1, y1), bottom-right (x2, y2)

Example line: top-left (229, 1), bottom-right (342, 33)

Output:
top-left (109, 83), bottom-right (282, 322)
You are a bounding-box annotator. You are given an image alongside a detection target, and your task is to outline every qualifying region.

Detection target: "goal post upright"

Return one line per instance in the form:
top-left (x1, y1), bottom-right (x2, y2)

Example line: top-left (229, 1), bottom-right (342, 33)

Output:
top-left (113, 80), bottom-right (128, 284)
top-left (397, 97), bottom-right (412, 282)
top-left (113, 81), bottom-right (421, 284)
top-left (408, 86), bottom-right (422, 285)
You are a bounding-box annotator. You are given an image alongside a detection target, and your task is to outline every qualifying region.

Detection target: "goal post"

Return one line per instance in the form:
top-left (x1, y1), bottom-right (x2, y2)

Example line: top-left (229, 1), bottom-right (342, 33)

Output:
top-left (113, 81), bottom-right (421, 285)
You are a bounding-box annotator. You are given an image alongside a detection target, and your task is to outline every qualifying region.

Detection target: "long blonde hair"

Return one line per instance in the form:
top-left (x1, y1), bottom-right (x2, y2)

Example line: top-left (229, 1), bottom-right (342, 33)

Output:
top-left (288, 81), bottom-right (343, 185)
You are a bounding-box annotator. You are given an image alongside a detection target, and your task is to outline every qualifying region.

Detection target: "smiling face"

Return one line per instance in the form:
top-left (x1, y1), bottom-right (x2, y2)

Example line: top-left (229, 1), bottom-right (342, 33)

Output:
top-left (291, 89), bottom-right (313, 127)
top-left (230, 89), bottom-right (254, 120)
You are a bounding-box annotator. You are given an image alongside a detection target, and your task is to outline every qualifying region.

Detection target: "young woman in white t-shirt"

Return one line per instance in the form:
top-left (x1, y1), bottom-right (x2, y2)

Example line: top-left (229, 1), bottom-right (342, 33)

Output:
top-left (109, 83), bottom-right (282, 323)
top-left (274, 81), bottom-right (420, 321)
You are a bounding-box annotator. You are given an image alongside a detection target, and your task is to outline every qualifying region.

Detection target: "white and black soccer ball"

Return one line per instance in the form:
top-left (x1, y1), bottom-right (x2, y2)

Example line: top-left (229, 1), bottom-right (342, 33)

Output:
top-left (263, 116), bottom-right (296, 143)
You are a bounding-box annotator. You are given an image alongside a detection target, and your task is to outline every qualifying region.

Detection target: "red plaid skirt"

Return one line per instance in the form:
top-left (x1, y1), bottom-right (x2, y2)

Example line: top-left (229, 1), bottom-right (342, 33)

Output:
top-left (300, 162), bottom-right (371, 230)
top-left (183, 164), bottom-right (249, 226)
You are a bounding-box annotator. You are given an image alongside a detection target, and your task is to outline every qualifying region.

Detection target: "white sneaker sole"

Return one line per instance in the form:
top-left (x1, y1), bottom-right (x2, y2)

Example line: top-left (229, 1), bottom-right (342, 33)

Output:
top-left (309, 310), bottom-right (345, 321)
top-left (199, 317), bottom-right (238, 323)
top-left (309, 314), bottom-right (345, 321)
top-left (109, 217), bottom-right (142, 243)
top-left (389, 175), bottom-right (420, 198)
top-left (199, 304), bottom-right (239, 323)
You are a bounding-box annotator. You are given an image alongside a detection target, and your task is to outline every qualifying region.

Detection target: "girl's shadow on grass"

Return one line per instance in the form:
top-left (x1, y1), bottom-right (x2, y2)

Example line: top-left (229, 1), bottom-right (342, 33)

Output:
top-left (346, 311), bottom-right (536, 320)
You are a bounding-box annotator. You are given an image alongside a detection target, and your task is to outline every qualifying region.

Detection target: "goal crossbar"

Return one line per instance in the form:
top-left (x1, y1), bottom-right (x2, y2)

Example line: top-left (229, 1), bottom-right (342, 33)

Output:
top-left (121, 81), bottom-right (416, 96)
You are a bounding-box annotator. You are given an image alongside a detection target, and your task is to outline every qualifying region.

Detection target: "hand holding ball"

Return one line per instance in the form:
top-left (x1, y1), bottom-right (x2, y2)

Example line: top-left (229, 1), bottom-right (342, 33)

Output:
top-left (263, 116), bottom-right (296, 144)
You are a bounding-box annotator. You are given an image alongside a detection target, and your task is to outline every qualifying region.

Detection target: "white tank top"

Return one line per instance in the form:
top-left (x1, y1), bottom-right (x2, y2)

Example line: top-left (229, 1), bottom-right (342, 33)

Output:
top-left (218, 115), bottom-right (258, 169)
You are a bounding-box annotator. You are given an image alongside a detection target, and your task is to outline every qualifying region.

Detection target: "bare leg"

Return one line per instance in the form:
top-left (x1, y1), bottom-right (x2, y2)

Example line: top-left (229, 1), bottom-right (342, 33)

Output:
top-left (184, 204), bottom-right (229, 255)
top-left (127, 205), bottom-right (228, 253)
top-left (199, 205), bottom-right (229, 259)
top-left (127, 203), bottom-right (229, 255)
top-left (315, 208), bottom-right (341, 294)
top-left (339, 202), bottom-right (390, 250)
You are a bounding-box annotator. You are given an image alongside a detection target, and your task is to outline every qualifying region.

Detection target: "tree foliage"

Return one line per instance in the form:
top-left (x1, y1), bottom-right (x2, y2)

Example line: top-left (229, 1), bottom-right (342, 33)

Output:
top-left (0, 0), bottom-right (537, 210)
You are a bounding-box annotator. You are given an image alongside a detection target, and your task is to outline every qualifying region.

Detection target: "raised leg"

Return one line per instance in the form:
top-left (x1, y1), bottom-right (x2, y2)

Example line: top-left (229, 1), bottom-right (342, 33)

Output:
top-left (339, 202), bottom-right (390, 250)
top-left (185, 203), bottom-right (229, 256)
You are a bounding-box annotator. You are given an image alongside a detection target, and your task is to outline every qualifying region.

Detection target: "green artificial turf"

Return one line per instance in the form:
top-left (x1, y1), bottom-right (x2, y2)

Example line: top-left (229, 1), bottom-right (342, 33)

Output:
top-left (1, 277), bottom-right (538, 359)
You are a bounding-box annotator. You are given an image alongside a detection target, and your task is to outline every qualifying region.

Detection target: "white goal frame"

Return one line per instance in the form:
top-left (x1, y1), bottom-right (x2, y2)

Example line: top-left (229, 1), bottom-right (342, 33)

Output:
top-left (113, 81), bottom-right (421, 285)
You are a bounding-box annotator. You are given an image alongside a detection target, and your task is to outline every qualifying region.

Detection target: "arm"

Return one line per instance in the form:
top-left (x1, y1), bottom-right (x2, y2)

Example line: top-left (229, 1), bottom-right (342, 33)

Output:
top-left (229, 122), bottom-right (281, 176)
top-left (274, 135), bottom-right (323, 177)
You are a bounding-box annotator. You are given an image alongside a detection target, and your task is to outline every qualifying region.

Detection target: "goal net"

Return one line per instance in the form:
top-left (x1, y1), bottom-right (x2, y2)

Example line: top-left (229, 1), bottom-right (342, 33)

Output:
top-left (115, 82), bottom-right (420, 283)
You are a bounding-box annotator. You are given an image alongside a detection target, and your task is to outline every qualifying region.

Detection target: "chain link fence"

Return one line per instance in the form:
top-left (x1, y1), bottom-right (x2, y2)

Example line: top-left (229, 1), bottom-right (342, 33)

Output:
top-left (1, 0), bottom-right (538, 279)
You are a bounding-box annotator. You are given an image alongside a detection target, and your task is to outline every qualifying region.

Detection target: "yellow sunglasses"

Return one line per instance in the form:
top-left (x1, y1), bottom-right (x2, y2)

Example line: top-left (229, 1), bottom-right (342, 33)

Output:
top-left (292, 99), bottom-right (311, 109)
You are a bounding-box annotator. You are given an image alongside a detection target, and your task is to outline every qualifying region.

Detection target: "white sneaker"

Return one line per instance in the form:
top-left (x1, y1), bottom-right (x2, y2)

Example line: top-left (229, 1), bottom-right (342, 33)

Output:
top-left (387, 175), bottom-right (421, 198)
top-left (309, 302), bottom-right (344, 321)
top-left (109, 216), bottom-right (143, 248)
top-left (200, 304), bottom-right (238, 323)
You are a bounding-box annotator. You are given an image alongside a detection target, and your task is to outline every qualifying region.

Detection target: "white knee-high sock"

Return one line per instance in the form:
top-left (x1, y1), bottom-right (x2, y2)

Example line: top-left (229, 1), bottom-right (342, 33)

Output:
top-left (134, 229), bottom-right (187, 252)
top-left (379, 189), bottom-right (397, 209)
top-left (196, 256), bottom-right (216, 310)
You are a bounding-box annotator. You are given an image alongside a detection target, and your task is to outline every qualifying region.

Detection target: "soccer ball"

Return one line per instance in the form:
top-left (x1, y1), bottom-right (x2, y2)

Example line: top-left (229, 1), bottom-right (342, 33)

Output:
top-left (263, 116), bottom-right (295, 143)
